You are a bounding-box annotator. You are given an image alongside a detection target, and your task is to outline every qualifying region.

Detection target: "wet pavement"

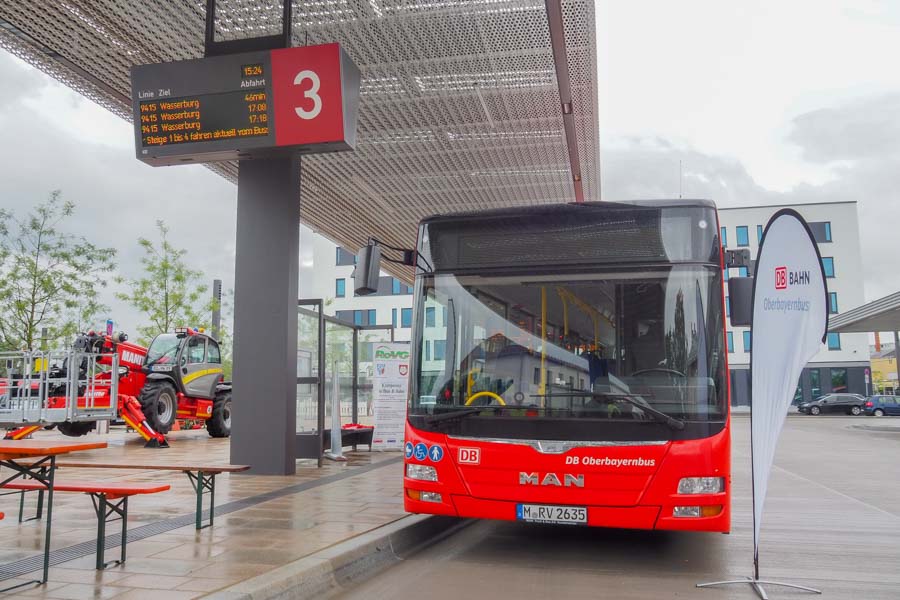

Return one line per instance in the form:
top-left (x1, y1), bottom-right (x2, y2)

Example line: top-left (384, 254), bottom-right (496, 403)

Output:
top-left (339, 416), bottom-right (900, 600)
top-left (0, 427), bottom-right (404, 598)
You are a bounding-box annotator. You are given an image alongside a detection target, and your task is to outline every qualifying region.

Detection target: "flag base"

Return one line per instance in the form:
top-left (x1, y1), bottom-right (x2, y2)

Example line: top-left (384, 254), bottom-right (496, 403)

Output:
top-left (697, 576), bottom-right (821, 599)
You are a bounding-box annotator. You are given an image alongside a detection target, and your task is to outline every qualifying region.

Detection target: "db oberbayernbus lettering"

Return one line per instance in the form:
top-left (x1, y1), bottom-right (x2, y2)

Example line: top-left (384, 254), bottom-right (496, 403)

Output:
top-left (402, 200), bottom-right (732, 532)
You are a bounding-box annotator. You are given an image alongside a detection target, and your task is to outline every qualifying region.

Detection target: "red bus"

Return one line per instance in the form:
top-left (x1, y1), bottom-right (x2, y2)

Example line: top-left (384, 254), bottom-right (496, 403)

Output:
top-left (401, 200), bottom-right (731, 532)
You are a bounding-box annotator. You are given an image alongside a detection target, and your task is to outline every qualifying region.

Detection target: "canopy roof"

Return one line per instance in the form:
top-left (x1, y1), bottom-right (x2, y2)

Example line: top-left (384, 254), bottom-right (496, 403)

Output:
top-left (829, 291), bottom-right (900, 334)
top-left (0, 1), bottom-right (598, 279)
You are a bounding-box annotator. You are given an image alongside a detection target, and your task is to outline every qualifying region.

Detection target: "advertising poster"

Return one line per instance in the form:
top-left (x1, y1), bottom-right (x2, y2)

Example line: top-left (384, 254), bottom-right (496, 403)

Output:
top-left (371, 342), bottom-right (410, 450)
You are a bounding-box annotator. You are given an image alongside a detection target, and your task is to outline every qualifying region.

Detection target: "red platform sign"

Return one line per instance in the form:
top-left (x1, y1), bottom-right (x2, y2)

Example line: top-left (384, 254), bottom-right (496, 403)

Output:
top-left (271, 44), bottom-right (347, 148)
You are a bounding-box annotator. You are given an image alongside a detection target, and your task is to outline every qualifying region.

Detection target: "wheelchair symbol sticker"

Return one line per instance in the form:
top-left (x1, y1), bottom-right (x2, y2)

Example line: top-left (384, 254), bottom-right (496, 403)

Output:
top-left (413, 443), bottom-right (428, 461)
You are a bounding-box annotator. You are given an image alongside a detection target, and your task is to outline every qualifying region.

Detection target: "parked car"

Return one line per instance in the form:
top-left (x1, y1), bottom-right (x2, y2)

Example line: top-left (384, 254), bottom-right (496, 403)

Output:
top-left (863, 395), bottom-right (900, 417)
top-left (797, 393), bottom-right (866, 415)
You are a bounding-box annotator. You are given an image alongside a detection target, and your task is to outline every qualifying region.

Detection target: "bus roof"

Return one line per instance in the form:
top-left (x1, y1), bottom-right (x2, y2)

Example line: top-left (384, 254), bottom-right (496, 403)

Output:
top-left (420, 199), bottom-right (716, 226)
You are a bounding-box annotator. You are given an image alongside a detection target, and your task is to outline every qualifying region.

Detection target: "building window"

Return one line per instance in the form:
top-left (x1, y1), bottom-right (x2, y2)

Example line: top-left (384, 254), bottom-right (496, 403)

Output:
top-left (392, 278), bottom-right (402, 295)
top-left (392, 308), bottom-right (397, 328)
top-left (831, 367), bottom-right (847, 392)
top-left (738, 266), bottom-right (749, 277)
top-left (725, 297), bottom-right (730, 317)
top-left (736, 226), bottom-right (749, 247)
top-left (425, 307), bottom-right (436, 327)
top-left (353, 310), bottom-right (363, 326)
top-left (828, 292), bottom-right (838, 314)
top-left (742, 331), bottom-right (752, 352)
top-left (821, 257), bottom-right (835, 278)
top-left (368, 309), bottom-right (376, 325)
top-left (727, 332), bottom-right (734, 353)
top-left (335, 247), bottom-right (356, 266)
top-left (401, 308), bottom-right (412, 328)
top-left (720, 227), bottom-right (727, 247)
top-left (827, 332), bottom-right (841, 350)
top-left (723, 268), bottom-right (729, 281)
top-left (757, 224), bottom-right (763, 243)
top-left (433, 340), bottom-right (446, 360)
top-left (441, 307), bottom-right (447, 326)
top-left (810, 369), bottom-right (820, 398)
top-left (406, 285), bottom-right (414, 294)
top-left (533, 368), bottom-right (540, 385)
top-left (809, 221), bottom-right (833, 243)
top-left (335, 279), bottom-right (345, 298)
top-left (425, 341), bottom-right (431, 361)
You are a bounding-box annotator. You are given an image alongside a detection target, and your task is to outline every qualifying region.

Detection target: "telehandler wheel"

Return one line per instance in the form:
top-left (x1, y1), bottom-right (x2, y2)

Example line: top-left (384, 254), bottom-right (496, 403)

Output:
top-left (207, 391), bottom-right (232, 438)
top-left (57, 421), bottom-right (96, 437)
top-left (139, 380), bottom-right (178, 434)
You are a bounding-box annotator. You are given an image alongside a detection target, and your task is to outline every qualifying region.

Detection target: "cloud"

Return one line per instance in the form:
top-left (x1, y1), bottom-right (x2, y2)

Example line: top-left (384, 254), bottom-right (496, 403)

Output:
top-left (0, 85), bottom-right (236, 334)
top-left (602, 128), bottom-right (900, 304)
top-left (787, 94), bottom-right (900, 163)
top-left (0, 52), bottom-right (47, 110)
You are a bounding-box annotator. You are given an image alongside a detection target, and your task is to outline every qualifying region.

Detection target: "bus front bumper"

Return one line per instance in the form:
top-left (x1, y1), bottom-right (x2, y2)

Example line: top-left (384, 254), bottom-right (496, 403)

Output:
top-left (405, 493), bottom-right (730, 533)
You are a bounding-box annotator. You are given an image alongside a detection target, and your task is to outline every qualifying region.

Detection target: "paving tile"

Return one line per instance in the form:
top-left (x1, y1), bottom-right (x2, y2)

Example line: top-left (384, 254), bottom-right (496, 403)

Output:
top-left (0, 428), bottom-right (404, 596)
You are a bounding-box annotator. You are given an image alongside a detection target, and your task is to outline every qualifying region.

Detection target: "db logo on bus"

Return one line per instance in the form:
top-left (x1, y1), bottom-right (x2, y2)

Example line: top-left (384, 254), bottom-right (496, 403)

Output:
top-left (775, 266), bottom-right (787, 290)
top-left (458, 447), bottom-right (481, 465)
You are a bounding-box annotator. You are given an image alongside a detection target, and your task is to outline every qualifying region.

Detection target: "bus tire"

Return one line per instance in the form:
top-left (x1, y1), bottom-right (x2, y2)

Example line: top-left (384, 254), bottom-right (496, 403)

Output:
top-left (207, 391), bottom-right (232, 438)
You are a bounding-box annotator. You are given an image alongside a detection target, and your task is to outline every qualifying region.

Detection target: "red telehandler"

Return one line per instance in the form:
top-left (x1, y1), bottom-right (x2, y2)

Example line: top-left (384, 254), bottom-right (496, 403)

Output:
top-left (2, 329), bottom-right (232, 447)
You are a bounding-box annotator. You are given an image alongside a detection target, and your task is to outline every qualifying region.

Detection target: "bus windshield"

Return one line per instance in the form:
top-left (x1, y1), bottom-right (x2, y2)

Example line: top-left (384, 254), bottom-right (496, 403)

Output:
top-left (409, 266), bottom-right (727, 441)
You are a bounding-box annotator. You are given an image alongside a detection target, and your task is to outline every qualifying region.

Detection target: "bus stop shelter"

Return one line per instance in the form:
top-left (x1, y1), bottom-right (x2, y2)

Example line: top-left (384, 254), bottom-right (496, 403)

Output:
top-left (0, 1), bottom-right (599, 473)
top-left (829, 290), bottom-right (900, 390)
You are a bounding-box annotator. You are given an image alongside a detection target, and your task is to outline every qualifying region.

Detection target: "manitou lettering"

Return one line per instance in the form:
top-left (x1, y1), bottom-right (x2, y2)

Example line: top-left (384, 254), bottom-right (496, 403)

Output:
top-left (121, 350), bottom-right (144, 365)
top-left (519, 472), bottom-right (585, 487)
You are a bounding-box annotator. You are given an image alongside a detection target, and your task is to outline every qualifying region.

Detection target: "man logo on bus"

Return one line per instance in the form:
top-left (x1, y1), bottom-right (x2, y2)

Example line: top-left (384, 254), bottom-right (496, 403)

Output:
top-left (775, 266), bottom-right (787, 290)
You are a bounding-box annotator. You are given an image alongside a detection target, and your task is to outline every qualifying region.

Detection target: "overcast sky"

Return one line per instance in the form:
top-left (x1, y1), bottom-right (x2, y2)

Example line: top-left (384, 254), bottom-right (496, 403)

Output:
top-left (0, 0), bottom-right (898, 337)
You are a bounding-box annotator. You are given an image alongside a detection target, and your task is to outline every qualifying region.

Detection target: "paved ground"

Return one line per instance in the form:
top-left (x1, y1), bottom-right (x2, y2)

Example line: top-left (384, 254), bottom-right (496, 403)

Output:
top-left (339, 416), bottom-right (900, 600)
top-left (0, 427), bottom-right (404, 598)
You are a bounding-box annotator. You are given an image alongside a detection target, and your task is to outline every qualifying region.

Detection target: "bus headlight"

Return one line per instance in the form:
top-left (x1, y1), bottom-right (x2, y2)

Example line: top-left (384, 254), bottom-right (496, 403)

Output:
top-left (406, 464), bottom-right (438, 482)
top-left (677, 477), bottom-right (724, 494)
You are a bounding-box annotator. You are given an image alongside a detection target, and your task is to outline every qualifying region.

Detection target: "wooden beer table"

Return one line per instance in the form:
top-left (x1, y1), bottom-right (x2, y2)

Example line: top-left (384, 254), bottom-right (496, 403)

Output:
top-left (0, 440), bottom-right (106, 590)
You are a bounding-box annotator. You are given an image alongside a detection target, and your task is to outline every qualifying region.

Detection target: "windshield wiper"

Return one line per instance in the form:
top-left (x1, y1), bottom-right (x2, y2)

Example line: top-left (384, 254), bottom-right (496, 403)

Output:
top-left (530, 391), bottom-right (686, 430)
top-left (422, 407), bottom-right (489, 423)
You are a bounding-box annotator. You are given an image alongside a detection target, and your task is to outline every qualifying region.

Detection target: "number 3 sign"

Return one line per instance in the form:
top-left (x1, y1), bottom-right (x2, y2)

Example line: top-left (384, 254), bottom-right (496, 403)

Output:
top-left (271, 43), bottom-right (360, 150)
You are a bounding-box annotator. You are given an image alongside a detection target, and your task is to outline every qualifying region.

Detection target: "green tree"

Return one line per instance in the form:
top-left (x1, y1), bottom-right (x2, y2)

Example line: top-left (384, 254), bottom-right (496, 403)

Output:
top-left (0, 191), bottom-right (117, 350)
top-left (116, 220), bottom-right (210, 344)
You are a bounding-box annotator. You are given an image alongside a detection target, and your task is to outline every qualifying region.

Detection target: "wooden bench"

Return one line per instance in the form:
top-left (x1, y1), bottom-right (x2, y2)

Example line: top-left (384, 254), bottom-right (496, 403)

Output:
top-left (3, 480), bottom-right (169, 569)
top-left (50, 462), bottom-right (250, 530)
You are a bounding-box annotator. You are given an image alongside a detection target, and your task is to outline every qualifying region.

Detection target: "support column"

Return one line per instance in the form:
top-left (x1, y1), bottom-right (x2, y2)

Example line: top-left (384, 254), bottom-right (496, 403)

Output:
top-left (230, 156), bottom-right (301, 475)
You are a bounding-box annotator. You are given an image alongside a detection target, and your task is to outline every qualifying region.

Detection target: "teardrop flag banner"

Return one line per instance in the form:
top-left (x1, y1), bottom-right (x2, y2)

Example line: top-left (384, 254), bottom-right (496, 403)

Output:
top-left (699, 209), bottom-right (828, 599)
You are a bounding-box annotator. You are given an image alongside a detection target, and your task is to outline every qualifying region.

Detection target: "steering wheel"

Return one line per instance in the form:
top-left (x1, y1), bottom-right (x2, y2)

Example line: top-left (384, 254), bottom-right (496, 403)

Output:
top-left (464, 391), bottom-right (507, 406)
top-left (632, 367), bottom-right (687, 379)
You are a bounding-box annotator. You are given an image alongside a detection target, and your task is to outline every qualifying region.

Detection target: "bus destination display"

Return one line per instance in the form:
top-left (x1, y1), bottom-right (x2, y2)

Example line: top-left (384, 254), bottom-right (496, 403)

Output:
top-left (131, 44), bottom-right (360, 166)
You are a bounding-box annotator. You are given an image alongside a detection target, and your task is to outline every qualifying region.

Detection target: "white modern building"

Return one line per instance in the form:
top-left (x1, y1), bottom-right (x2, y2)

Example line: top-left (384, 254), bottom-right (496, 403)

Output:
top-left (299, 225), bottom-right (414, 342)
top-left (719, 201), bottom-right (870, 406)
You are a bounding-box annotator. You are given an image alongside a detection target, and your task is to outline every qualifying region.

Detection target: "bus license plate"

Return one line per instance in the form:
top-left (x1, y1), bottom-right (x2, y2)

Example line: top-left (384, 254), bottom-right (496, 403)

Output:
top-left (516, 504), bottom-right (587, 525)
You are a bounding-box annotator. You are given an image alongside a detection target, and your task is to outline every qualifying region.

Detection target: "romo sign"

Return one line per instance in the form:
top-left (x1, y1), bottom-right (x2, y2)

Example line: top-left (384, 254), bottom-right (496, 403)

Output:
top-left (750, 209), bottom-right (828, 576)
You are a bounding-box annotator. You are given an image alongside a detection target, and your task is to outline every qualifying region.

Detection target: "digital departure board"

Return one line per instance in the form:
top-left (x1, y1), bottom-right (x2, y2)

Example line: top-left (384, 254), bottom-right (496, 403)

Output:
top-left (131, 44), bottom-right (360, 166)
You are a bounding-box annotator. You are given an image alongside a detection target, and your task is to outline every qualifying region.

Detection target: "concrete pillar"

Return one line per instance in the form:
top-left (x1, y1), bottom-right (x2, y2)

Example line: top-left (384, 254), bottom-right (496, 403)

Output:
top-left (230, 156), bottom-right (301, 475)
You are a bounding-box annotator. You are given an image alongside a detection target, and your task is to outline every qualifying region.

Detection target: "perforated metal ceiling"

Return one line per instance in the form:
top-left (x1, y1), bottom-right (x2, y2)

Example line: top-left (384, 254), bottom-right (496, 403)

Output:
top-left (0, 0), bottom-right (598, 280)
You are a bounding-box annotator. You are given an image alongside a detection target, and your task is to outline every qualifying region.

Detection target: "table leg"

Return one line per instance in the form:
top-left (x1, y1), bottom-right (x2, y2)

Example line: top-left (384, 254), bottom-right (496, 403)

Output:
top-left (185, 471), bottom-right (216, 530)
top-left (0, 456), bottom-right (55, 590)
top-left (42, 457), bottom-right (54, 584)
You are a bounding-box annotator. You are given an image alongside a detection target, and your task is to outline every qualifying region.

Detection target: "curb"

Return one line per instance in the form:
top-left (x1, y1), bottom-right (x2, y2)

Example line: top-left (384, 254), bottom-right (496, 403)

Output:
top-left (204, 514), bottom-right (469, 600)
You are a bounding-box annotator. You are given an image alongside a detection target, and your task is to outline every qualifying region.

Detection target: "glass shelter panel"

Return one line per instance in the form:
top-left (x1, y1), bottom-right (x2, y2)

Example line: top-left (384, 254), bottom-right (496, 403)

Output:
top-left (297, 306), bottom-right (320, 433)
top-left (325, 320), bottom-right (355, 426)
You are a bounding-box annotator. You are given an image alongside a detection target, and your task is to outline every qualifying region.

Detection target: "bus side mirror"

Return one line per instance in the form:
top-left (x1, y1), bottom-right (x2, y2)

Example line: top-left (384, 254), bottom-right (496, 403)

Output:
top-left (353, 243), bottom-right (382, 296)
top-left (728, 277), bottom-right (754, 327)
